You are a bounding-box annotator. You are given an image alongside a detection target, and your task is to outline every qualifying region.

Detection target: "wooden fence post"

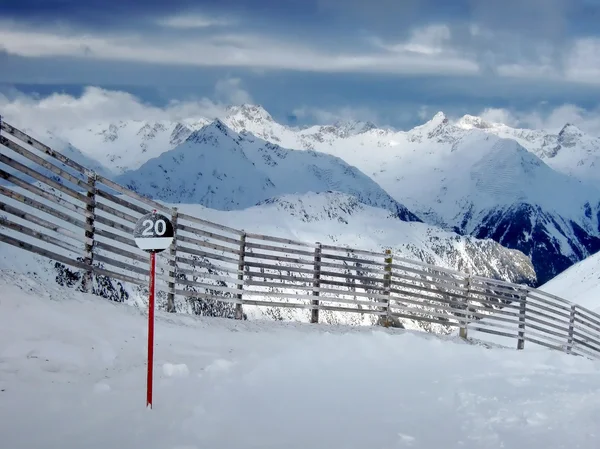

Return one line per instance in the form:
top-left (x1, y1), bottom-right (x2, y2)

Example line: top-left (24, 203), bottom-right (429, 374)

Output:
top-left (381, 248), bottom-right (393, 327)
top-left (517, 287), bottom-right (528, 350)
top-left (82, 170), bottom-right (97, 293)
top-left (566, 304), bottom-right (576, 354)
top-left (166, 207), bottom-right (178, 313)
top-left (311, 242), bottom-right (322, 324)
top-left (235, 232), bottom-right (246, 320)
top-left (459, 271), bottom-right (471, 339)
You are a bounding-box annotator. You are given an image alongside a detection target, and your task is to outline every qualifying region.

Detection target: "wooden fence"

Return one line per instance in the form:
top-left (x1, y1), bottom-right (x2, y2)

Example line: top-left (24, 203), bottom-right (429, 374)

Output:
top-left (1, 118), bottom-right (600, 360)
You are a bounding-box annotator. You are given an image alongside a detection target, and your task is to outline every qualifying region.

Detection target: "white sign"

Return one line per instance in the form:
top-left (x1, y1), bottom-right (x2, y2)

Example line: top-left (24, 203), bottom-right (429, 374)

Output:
top-left (133, 211), bottom-right (174, 253)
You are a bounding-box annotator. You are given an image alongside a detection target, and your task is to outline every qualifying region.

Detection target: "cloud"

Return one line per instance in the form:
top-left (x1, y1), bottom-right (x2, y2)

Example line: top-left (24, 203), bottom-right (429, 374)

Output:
top-left (292, 106), bottom-right (383, 125)
top-left (369, 24), bottom-right (451, 55)
top-left (214, 77), bottom-right (254, 105)
top-left (476, 104), bottom-right (600, 136)
top-left (157, 13), bottom-right (235, 29)
top-left (0, 22), bottom-right (479, 76)
top-left (0, 78), bottom-right (253, 130)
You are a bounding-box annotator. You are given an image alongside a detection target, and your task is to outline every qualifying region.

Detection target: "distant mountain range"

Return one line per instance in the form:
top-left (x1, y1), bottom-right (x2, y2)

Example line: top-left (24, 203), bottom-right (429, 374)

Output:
top-left (14, 104), bottom-right (600, 286)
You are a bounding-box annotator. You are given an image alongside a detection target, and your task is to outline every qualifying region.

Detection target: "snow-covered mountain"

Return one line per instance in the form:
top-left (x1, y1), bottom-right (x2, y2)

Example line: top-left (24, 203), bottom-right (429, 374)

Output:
top-left (539, 250), bottom-right (600, 313)
top-left (221, 107), bottom-right (600, 285)
top-left (115, 120), bottom-right (421, 221)
top-left (456, 115), bottom-right (600, 188)
top-left (49, 119), bottom-right (209, 174)
top-left (9, 104), bottom-right (600, 285)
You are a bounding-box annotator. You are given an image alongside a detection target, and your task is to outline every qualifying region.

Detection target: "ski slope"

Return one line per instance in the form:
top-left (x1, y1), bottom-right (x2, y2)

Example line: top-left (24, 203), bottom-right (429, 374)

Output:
top-left (2, 270), bottom-right (600, 449)
top-left (540, 251), bottom-right (600, 313)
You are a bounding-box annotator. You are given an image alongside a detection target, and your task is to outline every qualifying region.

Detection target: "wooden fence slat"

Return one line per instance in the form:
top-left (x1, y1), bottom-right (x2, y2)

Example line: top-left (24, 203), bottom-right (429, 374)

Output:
top-left (0, 215), bottom-right (84, 255)
top-left (0, 185), bottom-right (90, 233)
top-left (0, 168), bottom-right (88, 217)
top-left (1, 121), bottom-right (88, 174)
top-left (245, 241), bottom-right (315, 257)
top-left (0, 199), bottom-right (87, 245)
top-left (0, 135), bottom-right (90, 193)
top-left (177, 222), bottom-right (241, 246)
top-left (95, 214), bottom-right (134, 235)
top-left (95, 200), bottom-right (138, 225)
top-left (0, 153), bottom-right (92, 206)
top-left (177, 233), bottom-right (241, 256)
top-left (95, 174), bottom-right (169, 213)
top-left (177, 212), bottom-right (244, 236)
top-left (245, 232), bottom-right (315, 248)
top-left (96, 187), bottom-right (150, 216)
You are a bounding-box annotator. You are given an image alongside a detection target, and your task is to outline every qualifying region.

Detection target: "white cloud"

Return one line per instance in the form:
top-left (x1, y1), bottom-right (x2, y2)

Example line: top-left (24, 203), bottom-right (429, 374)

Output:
top-left (214, 77), bottom-right (254, 105)
top-left (476, 104), bottom-right (600, 136)
top-left (292, 106), bottom-right (383, 125)
top-left (0, 80), bottom-right (253, 131)
top-left (0, 21), bottom-right (479, 76)
top-left (157, 14), bottom-right (234, 29)
top-left (371, 24), bottom-right (452, 55)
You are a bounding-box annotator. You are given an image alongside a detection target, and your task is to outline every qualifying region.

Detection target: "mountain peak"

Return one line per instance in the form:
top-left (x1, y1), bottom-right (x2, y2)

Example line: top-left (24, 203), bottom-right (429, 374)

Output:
top-left (559, 123), bottom-right (583, 137)
top-left (456, 114), bottom-right (493, 130)
top-left (226, 104), bottom-right (274, 123)
top-left (430, 111), bottom-right (448, 124)
top-left (185, 119), bottom-right (237, 146)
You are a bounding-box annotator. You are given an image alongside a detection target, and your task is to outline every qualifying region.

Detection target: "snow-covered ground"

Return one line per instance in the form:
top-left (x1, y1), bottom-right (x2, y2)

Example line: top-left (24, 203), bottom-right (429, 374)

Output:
top-left (2, 270), bottom-right (600, 449)
top-left (540, 251), bottom-right (600, 313)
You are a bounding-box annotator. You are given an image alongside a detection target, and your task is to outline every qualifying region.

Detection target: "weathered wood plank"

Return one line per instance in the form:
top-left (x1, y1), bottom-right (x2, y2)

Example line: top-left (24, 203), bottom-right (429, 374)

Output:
top-left (0, 121), bottom-right (89, 175)
top-left (0, 168), bottom-right (88, 217)
top-left (178, 212), bottom-right (243, 236)
top-left (95, 174), bottom-right (169, 213)
top-left (176, 222), bottom-right (241, 246)
top-left (94, 227), bottom-right (138, 250)
top-left (177, 243), bottom-right (240, 265)
top-left (177, 233), bottom-right (240, 256)
top-left (244, 232), bottom-right (315, 248)
top-left (0, 200), bottom-right (88, 245)
top-left (0, 185), bottom-right (89, 231)
top-left (94, 253), bottom-right (150, 277)
top-left (0, 153), bottom-right (92, 206)
top-left (0, 215), bottom-right (84, 255)
top-left (0, 135), bottom-right (91, 193)
top-left (95, 240), bottom-right (148, 264)
top-left (320, 251), bottom-right (386, 267)
top-left (391, 266), bottom-right (469, 289)
top-left (389, 309), bottom-right (461, 328)
top-left (244, 250), bottom-right (315, 266)
top-left (0, 232), bottom-right (89, 271)
top-left (391, 277), bottom-right (467, 301)
top-left (468, 325), bottom-right (517, 341)
top-left (573, 307), bottom-right (600, 329)
top-left (173, 260), bottom-right (241, 278)
top-left (96, 187), bottom-right (150, 215)
top-left (319, 260), bottom-right (385, 276)
top-left (244, 279), bottom-right (390, 307)
top-left (95, 214), bottom-right (134, 235)
top-left (95, 200), bottom-right (139, 225)
top-left (245, 241), bottom-right (315, 257)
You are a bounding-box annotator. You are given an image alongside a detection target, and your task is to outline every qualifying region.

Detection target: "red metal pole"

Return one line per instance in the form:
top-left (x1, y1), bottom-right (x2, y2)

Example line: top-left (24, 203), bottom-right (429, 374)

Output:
top-left (147, 251), bottom-right (156, 409)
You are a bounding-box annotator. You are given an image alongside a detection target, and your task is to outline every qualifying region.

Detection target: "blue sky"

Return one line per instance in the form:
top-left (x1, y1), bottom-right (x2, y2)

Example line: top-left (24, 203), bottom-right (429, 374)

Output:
top-left (1, 0), bottom-right (600, 132)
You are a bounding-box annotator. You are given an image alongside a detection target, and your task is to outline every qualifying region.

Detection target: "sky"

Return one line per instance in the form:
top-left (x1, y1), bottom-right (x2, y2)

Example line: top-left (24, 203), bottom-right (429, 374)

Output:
top-left (1, 0), bottom-right (600, 133)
